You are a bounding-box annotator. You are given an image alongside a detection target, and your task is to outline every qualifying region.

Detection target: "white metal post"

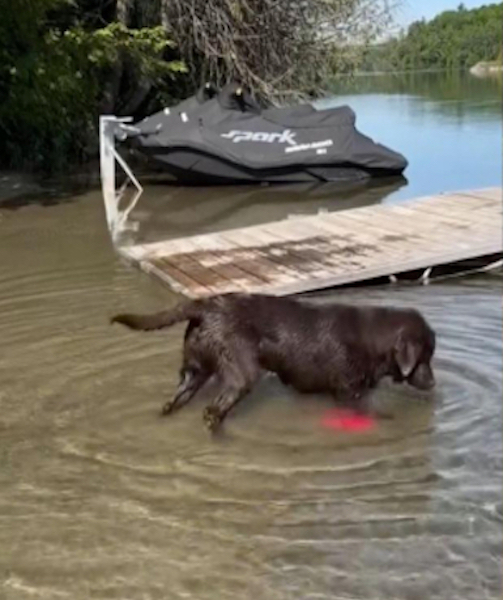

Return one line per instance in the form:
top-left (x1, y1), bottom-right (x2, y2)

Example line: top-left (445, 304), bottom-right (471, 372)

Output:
top-left (99, 116), bottom-right (118, 232)
top-left (99, 115), bottom-right (143, 243)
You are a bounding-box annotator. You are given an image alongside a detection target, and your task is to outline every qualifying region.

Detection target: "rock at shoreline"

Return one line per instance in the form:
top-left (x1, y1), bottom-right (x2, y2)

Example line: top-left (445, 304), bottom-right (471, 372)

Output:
top-left (470, 61), bottom-right (503, 77)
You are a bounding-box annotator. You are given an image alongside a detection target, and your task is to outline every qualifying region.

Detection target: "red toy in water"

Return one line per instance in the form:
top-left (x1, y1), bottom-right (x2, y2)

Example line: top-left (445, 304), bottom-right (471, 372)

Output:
top-left (321, 408), bottom-right (375, 432)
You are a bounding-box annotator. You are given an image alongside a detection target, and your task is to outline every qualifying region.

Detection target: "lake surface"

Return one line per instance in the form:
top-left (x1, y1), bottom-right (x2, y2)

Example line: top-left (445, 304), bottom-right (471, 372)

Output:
top-left (0, 70), bottom-right (501, 599)
top-left (322, 70), bottom-right (501, 202)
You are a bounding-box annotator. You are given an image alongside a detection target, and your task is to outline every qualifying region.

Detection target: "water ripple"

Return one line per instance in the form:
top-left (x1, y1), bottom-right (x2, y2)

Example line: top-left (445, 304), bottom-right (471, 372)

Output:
top-left (0, 198), bottom-right (501, 600)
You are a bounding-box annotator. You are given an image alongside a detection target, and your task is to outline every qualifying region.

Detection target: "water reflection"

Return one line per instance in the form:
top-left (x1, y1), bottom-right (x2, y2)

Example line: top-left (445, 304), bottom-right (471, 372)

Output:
top-left (328, 70), bottom-right (502, 117)
top-left (127, 176), bottom-right (407, 243)
top-left (319, 71), bottom-right (501, 202)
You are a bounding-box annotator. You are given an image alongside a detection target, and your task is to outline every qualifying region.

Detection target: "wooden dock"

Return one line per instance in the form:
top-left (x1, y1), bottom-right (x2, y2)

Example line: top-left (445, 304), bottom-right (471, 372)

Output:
top-left (119, 187), bottom-right (502, 298)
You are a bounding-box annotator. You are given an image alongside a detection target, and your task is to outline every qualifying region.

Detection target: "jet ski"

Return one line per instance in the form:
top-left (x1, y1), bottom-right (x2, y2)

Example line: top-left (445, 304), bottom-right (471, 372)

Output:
top-left (125, 82), bottom-right (408, 185)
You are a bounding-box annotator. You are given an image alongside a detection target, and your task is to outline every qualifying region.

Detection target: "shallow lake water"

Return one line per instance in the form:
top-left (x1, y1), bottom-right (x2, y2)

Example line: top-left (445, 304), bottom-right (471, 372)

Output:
top-left (0, 70), bottom-right (501, 599)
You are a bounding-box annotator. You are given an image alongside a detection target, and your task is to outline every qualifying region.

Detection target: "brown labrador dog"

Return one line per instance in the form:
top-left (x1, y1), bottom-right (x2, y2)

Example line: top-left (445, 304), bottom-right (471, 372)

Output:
top-left (111, 293), bottom-right (436, 430)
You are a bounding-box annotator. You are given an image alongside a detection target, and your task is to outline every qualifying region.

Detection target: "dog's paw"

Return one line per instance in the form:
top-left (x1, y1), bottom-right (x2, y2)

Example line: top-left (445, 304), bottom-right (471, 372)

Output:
top-left (203, 406), bottom-right (222, 431)
top-left (375, 409), bottom-right (395, 420)
top-left (160, 401), bottom-right (176, 416)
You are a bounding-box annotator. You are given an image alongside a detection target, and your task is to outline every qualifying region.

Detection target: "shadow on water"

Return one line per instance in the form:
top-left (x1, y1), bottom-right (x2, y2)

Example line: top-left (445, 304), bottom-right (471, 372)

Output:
top-left (0, 169), bottom-right (100, 209)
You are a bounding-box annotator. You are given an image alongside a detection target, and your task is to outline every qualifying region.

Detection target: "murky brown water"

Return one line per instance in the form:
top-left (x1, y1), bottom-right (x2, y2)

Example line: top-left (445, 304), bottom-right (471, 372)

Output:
top-left (0, 180), bottom-right (501, 600)
top-left (2, 69), bottom-right (502, 599)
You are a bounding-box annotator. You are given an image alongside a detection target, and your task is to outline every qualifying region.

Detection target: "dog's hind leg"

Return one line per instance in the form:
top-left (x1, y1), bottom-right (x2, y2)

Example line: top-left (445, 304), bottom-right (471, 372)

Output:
top-left (161, 320), bottom-right (211, 416)
top-left (161, 367), bottom-right (209, 415)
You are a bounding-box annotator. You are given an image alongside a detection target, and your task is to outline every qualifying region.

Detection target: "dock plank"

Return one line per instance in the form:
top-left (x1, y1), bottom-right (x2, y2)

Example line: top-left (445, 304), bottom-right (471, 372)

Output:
top-left (118, 187), bottom-right (502, 298)
top-left (216, 229), bottom-right (316, 283)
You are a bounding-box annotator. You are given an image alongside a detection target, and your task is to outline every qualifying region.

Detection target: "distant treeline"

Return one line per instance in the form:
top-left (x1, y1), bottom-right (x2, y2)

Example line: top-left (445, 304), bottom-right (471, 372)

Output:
top-left (359, 3), bottom-right (502, 73)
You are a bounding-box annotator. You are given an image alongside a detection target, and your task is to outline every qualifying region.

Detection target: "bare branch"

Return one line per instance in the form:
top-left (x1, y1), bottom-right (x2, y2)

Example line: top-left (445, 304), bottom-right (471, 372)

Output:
top-left (159, 0), bottom-right (396, 100)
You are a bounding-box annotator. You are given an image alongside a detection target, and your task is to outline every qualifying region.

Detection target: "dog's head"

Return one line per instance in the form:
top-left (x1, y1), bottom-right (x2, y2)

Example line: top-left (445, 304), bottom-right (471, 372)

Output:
top-left (392, 321), bottom-right (436, 390)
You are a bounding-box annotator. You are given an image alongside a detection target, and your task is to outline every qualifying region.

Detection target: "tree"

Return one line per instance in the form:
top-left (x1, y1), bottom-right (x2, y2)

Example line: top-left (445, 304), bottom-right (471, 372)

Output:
top-left (361, 3), bottom-right (502, 73)
top-left (0, 0), bottom-right (396, 170)
top-left (161, 0), bottom-right (395, 100)
top-left (0, 0), bottom-right (185, 169)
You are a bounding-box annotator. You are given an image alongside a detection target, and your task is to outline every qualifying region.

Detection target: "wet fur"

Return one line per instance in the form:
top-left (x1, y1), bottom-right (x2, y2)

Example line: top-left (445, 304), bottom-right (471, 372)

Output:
top-left (111, 293), bottom-right (436, 430)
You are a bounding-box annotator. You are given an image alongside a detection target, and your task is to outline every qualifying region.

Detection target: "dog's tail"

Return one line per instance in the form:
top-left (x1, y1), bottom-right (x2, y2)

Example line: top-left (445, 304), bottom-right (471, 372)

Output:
top-left (110, 299), bottom-right (207, 331)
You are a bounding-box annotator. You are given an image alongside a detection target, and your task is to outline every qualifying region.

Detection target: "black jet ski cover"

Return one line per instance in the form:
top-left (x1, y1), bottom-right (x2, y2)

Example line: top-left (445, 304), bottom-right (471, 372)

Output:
top-left (130, 82), bottom-right (408, 184)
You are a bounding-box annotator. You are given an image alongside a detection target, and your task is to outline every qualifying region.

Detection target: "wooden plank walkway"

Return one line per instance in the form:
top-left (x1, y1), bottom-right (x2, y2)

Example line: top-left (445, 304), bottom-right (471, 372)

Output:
top-left (119, 187), bottom-right (502, 298)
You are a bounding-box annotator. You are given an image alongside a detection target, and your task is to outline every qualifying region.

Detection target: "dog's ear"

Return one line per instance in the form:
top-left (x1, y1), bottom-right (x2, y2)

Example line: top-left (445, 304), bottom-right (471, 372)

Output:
top-left (394, 330), bottom-right (420, 377)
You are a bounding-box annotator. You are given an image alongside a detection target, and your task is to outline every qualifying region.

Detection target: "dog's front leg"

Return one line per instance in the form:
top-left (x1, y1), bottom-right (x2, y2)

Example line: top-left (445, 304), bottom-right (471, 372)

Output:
top-left (351, 392), bottom-right (371, 415)
top-left (202, 387), bottom-right (244, 431)
top-left (351, 391), bottom-right (394, 420)
top-left (203, 372), bottom-right (257, 431)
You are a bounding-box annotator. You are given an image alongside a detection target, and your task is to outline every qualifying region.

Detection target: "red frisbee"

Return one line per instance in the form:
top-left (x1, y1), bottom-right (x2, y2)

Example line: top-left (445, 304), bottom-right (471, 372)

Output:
top-left (321, 408), bottom-right (375, 432)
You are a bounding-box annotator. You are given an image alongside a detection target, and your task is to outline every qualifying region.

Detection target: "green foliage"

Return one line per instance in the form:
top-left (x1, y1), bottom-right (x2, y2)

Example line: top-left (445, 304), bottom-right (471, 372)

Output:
top-left (0, 1), bottom-right (186, 171)
top-left (360, 3), bottom-right (503, 73)
top-left (84, 24), bottom-right (185, 78)
top-left (0, 0), bottom-right (393, 170)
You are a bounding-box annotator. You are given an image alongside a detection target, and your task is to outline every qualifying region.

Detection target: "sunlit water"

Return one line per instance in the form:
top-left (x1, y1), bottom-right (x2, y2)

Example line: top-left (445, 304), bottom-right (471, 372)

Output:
top-left (0, 71), bottom-right (501, 599)
top-left (321, 70), bottom-right (501, 202)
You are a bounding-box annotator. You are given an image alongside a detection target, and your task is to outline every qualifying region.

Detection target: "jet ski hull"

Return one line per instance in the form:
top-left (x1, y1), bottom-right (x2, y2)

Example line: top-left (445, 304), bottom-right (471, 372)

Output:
top-left (133, 145), bottom-right (380, 185)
